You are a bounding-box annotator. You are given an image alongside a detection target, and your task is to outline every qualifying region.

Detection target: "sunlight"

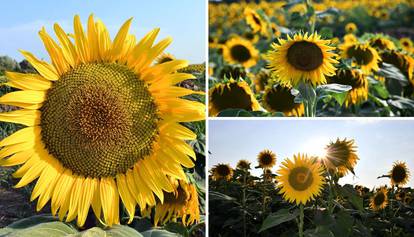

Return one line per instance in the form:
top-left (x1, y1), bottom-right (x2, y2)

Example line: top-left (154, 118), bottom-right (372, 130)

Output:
top-left (300, 136), bottom-right (329, 159)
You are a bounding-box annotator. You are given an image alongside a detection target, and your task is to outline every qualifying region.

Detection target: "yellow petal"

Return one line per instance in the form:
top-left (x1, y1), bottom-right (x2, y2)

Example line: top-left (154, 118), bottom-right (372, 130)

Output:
top-left (67, 176), bottom-right (84, 222)
top-left (77, 177), bottom-right (96, 227)
top-left (100, 177), bottom-right (119, 226)
top-left (111, 18), bottom-right (133, 60)
top-left (0, 149), bottom-right (34, 166)
top-left (0, 90), bottom-right (46, 105)
top-left (39, 27), bottom-right (69, 75)
top-left (51, 169), bottom-right (75, 216)
top-left (0, 109), bottom-right (40, 126)
top-left (19, 50), bottom-right (59, 81)
top-left (5, 72), bottom-right (52, 91)
top-left (14, 156), bottom-right (46, 188)
top-left (54, 23), bottom-right (77, 67)
top-left (116, 173), bottom-right (136, 223)
top-left (73, 15), bottom-right (90, 63)
top-left (0, 126), bottom-right (40, 147)
top-left (0, 141), bottom-right (36, 160)
top-left (87, 14), bottom-right (99, 61)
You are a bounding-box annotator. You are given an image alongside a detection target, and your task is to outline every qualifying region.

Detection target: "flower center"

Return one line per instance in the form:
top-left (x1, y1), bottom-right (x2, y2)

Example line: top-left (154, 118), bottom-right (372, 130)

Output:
top-left (210, 82), bottom-right (253, 112)
top-left (264, 85), bottom-right (301, 113)
top-left (328, 70), bottom-right (365, 88)
top-left (230, 44), bottom-right (252, 63)
top-left (164, 186), bottom-right (188, 206)
top-left (374, 192), bottom-right (385, 206)
top-left (287, 41), bottom-right (323, 71)
top-left (347, 46), bottom-right (374, 65)
top-left (326, 142), bottom-right (351, 167)
top-left (288, 167), bottom-right (314, 191)
top-left (260, 153), bottom-right (274, 165)
top-left (41, 63), bottom-right (159, 178)
top-left (392, 166), bottom-right (407, 183)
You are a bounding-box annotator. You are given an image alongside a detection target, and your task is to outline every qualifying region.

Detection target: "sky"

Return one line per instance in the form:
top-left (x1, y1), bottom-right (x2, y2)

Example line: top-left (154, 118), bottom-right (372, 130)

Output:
top-left (0, 0), bottom-right (205, 63)
top-left (208, 119), bottom-right (414, 188)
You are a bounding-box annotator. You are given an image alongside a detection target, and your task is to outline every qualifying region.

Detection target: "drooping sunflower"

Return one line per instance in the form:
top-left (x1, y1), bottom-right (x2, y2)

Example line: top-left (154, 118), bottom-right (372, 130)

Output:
top-left (153, 180), bottom-right (199, 226)
top-left (389, 161), bottom-right (410, 186)
top-left (0, 15), bottom-right (204, 227)
top-left (262, 84), bottom-right (304, 116)
top-left (324, 138), bottom-right (359, 176)
top-left (253, 69), bottom-right (271, 92)
top-left (339, 42), bottom-right (381, 73)
top-left (266, 33), bottom-right (338, 87)
top-left (369, 35), bottom-right (396, 51)
top-left (218, 64), bottom-right (247, 81)
top-left (381, 50), bottom-right (414, 85)
top-left (345, 22), bottom-right (357, 34)
top-left (327, 69), bottom-right (368, 107)
top-left (244, 7), bottom-right (268, 36)
top-left (370, 187), bottom-right (388, 211)
top-left (257, 149), bottom-right (277, 169)
top-left (209, 79), bottom-right (261, 116)
top-left (237, 159), bottom-right (251, 170)
top-left (276, 153), bottom-right (325, 205)
top-left (156, 53), bottom-right (175, 64)
top-left (400, 37), bottom-right (413, 51)
top-left (212, 163), bottom-right (233, 181)
top-left (223, 37), bottom-right (259, 68)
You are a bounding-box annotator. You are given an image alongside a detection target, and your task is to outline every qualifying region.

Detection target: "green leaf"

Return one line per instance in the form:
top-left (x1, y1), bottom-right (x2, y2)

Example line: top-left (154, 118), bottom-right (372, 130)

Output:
top-left (5, 221), bottom-right (77, 237)
top-left (259, 208), bottom-right (299, 233)
top-left (217, 109), bottom-right (253, 117)
top-left (141, 229), bottom-right (180, 237)
top-left (305, 226), bottom-right (335, 237)
top-left (106, 225), bottom-right (144, 237)
top-left (69, 227), bottom-right (106, 237)
top-left (209, 191), bottom-right (236, 201)
top-left (317, 84), bottom-right (352, 106)
top-left (377, 63), bottom-right (408, 84)
top-left (337, 185), bottom-right (364, 212)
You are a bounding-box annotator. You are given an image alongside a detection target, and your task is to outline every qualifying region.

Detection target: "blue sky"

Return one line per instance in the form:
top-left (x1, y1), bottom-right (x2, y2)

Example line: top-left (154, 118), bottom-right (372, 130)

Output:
top-left (0, 0), bottom-right (205, 63)
top-left (209, 119), bottom-right (414, 188)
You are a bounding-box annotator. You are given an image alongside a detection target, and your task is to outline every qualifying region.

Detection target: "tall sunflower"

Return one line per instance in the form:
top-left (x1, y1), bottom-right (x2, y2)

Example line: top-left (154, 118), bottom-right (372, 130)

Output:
top-left (262, 84), bottom-right (304, 116)
top-left (389, 161), bottom-right (410, 186)
top-left (327, 69), bottom-right (368, 107)
top-left (237, 159), bottom-right (251, 170)
top-left (153, 180), bottom-right (199, 226)
top-left (324, 138), bottom-right (358, 176)
top-left (212, 163), bottom-right (233, 181)
top-left (257, 149), bottom-right (277, 169)
top-left (276, 153), bottom-right (325, 205)
top-left (0, 15), bottom-right (204, 227)
top-left (370, 187), bottom-right (388, 211)
top-left (223, 37), bottom-right (259, 68)
top-left (266, 33), bottom-right (338, 87)
top-left (339, 42), bottom-right (381, 73)
top-left (209, 79), bottom-right (261, 116)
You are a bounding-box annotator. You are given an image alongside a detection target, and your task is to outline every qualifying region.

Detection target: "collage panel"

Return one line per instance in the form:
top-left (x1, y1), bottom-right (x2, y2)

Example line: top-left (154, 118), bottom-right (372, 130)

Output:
top-left (209, 119), bottom-right (414, 236)
top-left (208, 0), bottom-right (414, 117)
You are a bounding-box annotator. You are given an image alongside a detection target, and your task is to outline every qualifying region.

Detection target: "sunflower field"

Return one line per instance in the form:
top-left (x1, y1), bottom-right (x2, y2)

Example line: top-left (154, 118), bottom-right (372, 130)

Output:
top-left (0, 15), bottom-right (206, 237)
top-left (209, 138), bottom-right (414, 237)
top-left (208, 0), bottom-right (414, 117)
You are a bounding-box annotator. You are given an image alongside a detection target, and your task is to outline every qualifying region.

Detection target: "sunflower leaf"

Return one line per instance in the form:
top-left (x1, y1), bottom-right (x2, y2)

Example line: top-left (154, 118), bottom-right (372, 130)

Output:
top-left (259, 208), bottom-right (299, 233)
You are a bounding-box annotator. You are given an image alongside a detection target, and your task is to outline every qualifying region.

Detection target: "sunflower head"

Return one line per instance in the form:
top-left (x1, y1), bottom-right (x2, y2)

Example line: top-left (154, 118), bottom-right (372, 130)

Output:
top-left (209, 79), bottom-right (260, 116)
top-left (345, 22), bottom-right (357, 34)
top-left (154, 180), bottom-right (200, 226)
top-left (264, 168), bottom-right (274, 181)
top-left (223, 37), bottom-right (259, 68)
top-left (0, 15), bottom-right (204, 227)
top-left (370, 187), bottom-right (388, 211)
top-left (253, 69), bottom-right (271, 92)
top-left (237, 159), bottom-right (251, 170)
top-left (339, 42), bottom-right (381, 73)
top-left (257, 149), bottom-right (277, 169)
top-left (212, 163), bottom-right (233, 181)
top-left (218, 64), bottom-right (247, 80)
top-left (389, 161), bottom-right (410, 186)
top-left (324, 138), bottom-right (359, 176)
top-left (395, 190), bottom-right (408, 201)
top-left (276, 153), bottom-right (326, 205)
top-left (266, 33), bottom-right (338, 87)
top-left (327, 68), bottom-right (368, 107)
top-left (155, 53), bottom-right (176, 64)
top-left (244, 7), bottom-right (268, 37)
top-left (369, 36), bottom-right (396, 51)
top-left (400, 37), bottom-right (413, 51)
top-left (381, 50), bottom-right (414, 84)
top-left (343, 34), bottom-right (357, 44)
top-left (262, 83), bottom-right (304, 116)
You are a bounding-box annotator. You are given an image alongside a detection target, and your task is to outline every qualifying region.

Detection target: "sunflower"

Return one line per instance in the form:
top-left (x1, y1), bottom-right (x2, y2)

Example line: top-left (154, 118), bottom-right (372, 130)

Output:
top-left (381, 51), bottom-right (414, 85)
top-left (345, 22), bottom-right (357, 34)
top-left (370, 187), bottom-right (388, 211)
top-left (264, 168), bottom-right (274, 181)
top-left (257, 149), bottom-right (276, 169)
top-left (212, 163), bottom-right (233, 181)
top-left (153, 180), bottom-right (199, 226)
top-left (218, 64), bottom-right (247, 80)
top-left (389, 161), bottom-right (410, 186)
top-left (156, 53), bottom-right (175, 64)
top-left (399, 37), bottom-right (413, 51)
top-left (244, 7), bottom-right (268, 36)
top-left (339, 42), bottom-right (381, 73)
top-left (369, 36), bottom-right (396, 51)
top-left (276, 153), bottom-right (325, 205)
top-left (262, 84), bottom-right (304, 116)
top-left (324, 138), bottom-right (359, 176)
top-left (266, 33), bottom-right (338, 87)
top-left (237, 159), bottom-right (251, 170)
top-left (343, 34), bottom-right (357, 44)
top-left (0, 15), bottom-right (204, 227)
top-left (327, 69), bottom-right (368, 107)
top-left (395, 190), bottom-right (408, 201)
top-left (223, 37), bottom-right (259, 68)
top-left (209, 79), bottom-right (261, 116)
top-left (253, 69), bottom-right (271, 92)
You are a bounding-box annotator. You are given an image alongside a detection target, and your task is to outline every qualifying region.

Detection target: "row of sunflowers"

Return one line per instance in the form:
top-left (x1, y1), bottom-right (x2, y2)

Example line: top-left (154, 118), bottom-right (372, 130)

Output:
top-left (209, 0), bottom-right (414, 117)
top-left (209, 138), bottom-right (413, 236)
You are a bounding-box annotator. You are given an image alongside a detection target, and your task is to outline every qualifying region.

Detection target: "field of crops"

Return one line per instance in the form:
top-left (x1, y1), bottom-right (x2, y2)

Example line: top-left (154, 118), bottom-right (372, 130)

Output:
top-left (209, 0), bottom-right (414, 117)
top-left (209, 136), bottom-right (414, 237)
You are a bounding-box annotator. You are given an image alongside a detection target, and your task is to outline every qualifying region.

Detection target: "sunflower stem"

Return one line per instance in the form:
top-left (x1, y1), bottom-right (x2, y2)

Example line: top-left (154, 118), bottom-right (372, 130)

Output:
top-left (299, 204), bottom-right (304, 237)
top-left (298, 82), bottom-right (317, 117)
top-left (242, 170), bottom-right (247, 237)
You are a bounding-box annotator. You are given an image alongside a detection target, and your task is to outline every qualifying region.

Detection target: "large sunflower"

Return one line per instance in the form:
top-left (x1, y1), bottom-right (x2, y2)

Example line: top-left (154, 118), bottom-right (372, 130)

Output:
top-left (212, 163), bottom-right (233, 181)
top-left (0, 15), bottom-right (204, 227)
top-left (153, 179), bottom-right (199, 226)
top-left (223, 37), bottom-right (259, 68)
top-left (327, 69), bottom-right (368, 107)
top-left (370, 187), bottom-right (388, 211)
top-left (389, 161), bottom-right (410, 186)
top-left (209, 79), bottom-right (261, 116)
top-left (339, 42), bottom-right (381, 73)
top-left (324, 138), bottom-right (358, 176)
top-left (266, 33), bottom-right (338, 87)
top-left (257, 149), bottom-right (276, 169)
top-left (262, 84), bottom-right (304, 116)
top-left (276, 153), bottom-right (325, 205)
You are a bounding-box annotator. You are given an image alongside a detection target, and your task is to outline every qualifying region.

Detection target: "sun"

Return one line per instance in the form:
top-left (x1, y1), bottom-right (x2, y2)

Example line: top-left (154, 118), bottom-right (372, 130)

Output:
top-left (301, 136), bottom-right (329, 159)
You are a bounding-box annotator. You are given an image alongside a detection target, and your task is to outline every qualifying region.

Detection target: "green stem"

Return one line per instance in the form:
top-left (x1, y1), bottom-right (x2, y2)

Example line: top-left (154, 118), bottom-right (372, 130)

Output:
top-left (304, 0), bottom-right (315, 33)
top-left (328, 175), bottom-right (334, 214)
top-left (242, 171), bottom-right (247, 237)
top-left (262, 169), bottom-right (267, 216)
top-left (298, 82), bottom-right (317, 117)
top-left (299, 204), bottom-right (304, 237)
